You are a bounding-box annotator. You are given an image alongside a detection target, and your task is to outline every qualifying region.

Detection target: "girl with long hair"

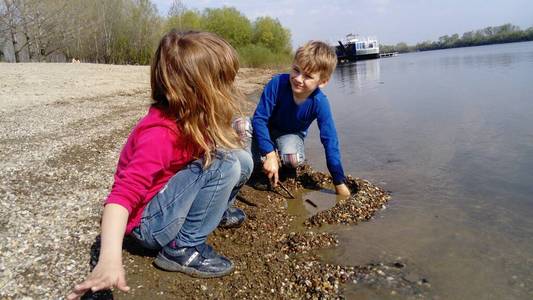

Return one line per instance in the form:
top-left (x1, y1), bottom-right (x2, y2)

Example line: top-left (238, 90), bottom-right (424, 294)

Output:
top-left (68, 31), bottom-right (252, 299)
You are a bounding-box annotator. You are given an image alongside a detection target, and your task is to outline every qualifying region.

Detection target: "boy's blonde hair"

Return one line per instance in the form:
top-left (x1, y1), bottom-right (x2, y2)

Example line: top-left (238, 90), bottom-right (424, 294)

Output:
top-left (151, 31), bottom-right (243, 166)
top-left (294, 41), bottom-right (337, 81)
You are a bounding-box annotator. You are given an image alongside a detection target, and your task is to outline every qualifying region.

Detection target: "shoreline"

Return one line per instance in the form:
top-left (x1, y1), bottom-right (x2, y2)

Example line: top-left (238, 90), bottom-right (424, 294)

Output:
top-left (0, 63), bottom-right (427, 299)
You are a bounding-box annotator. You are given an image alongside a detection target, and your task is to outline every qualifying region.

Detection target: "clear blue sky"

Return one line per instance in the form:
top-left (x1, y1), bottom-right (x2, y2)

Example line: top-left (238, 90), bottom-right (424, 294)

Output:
top-left (153, 0), bottom-right (533, 47)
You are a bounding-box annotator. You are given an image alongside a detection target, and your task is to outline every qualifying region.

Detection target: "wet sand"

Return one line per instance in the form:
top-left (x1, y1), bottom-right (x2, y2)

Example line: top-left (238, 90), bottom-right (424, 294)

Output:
top-left (0, 63), bottom-right (422, 299)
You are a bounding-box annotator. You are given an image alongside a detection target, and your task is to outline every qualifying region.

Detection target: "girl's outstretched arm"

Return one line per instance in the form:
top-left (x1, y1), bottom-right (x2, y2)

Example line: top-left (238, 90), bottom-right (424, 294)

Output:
top-left (67, 204), bottom-right (131, 300)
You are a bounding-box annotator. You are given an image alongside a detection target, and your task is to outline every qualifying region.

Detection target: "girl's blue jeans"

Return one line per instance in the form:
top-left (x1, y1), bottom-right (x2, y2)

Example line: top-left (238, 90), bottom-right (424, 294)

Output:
top-left (131, 149), bottom-right (253, 249)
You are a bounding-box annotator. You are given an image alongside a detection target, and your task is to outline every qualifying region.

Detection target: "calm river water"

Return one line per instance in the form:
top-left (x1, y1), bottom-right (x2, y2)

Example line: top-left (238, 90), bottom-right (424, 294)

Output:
top-left (302, 42), bottom-right (533, 299)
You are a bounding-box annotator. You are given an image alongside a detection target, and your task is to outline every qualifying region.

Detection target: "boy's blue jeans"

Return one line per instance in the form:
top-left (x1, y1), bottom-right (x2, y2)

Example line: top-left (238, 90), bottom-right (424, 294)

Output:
top-left (235, 117), bottom-right (305, 168)
top-left (265, 130), bottom-right (305, 168)
top-left (131, 149), bottom-right (253, 249)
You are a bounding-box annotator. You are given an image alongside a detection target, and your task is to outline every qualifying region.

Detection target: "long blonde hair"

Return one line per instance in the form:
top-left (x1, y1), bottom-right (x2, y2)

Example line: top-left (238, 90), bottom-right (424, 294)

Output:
top-left (151, 31), bottom-right (243, 166)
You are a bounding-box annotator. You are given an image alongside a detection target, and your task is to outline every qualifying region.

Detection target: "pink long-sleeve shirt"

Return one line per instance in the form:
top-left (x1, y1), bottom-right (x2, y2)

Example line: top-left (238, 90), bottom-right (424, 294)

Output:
top-left (105, 106), bottom-right (199, 234)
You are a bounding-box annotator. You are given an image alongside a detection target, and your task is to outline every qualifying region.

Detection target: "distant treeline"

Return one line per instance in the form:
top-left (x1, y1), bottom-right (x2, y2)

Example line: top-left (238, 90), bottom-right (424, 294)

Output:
top-left (380, 24), bottom-right (533, 53)
top-left (0, 0), bottom-right (292, 67)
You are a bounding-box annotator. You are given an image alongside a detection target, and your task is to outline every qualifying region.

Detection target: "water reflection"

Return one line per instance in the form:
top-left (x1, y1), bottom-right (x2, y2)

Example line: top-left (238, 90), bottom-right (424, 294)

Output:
top-left (334, 59), bottom-right (381, 93)
top-left (451, 52), bottom-right (515, 68)
top-left (308, 42), bottom-right (533, 299)
top-left (434, 44), bottom-right (533, 70)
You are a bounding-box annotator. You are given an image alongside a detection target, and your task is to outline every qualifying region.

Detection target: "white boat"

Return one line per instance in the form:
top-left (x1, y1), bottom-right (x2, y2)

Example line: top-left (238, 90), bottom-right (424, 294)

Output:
top-left (335, 34), bottom-right (380, 62)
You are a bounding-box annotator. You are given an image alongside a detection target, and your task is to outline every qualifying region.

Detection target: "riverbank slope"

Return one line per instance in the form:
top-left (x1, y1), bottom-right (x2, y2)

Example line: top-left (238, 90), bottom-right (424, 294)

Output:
top-left (0, 63), bottom-right (421, 299)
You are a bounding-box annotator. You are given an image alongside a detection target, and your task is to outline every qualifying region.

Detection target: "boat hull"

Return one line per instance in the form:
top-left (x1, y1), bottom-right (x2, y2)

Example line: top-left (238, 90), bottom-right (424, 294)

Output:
top-left (335, 36), bottom-right (380, 63)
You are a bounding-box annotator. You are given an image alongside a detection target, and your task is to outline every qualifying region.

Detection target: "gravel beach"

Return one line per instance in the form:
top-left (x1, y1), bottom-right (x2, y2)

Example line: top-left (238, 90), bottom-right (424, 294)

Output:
top-left (0, 63), bottom-right (423, 299)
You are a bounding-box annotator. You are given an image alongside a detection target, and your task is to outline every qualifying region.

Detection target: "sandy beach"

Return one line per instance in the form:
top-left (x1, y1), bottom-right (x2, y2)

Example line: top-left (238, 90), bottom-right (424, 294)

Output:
top-left (0, 63), bottom-right (414, 299)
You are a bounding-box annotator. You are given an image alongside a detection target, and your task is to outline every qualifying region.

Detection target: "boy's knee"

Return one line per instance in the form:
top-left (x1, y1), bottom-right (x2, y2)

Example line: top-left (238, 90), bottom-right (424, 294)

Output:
top-left (232, 117), bottom-right (252, 140)
top-left (280, 153), bottom-right (304, 168)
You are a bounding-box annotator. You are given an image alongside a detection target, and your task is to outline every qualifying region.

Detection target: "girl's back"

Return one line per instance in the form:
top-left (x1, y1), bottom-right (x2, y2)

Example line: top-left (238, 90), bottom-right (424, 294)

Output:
top-left (108, 106), bottom-right (198, 235)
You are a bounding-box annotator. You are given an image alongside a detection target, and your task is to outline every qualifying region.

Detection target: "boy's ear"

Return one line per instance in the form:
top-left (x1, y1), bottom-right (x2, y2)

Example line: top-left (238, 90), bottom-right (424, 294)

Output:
top-left (318, 79), bottom-right (329, 88)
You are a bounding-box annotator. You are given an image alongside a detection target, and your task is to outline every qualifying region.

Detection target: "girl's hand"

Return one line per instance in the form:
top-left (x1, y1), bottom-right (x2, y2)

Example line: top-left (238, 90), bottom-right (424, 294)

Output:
top-left (335, 183), bottom-right (351, 196)
top-left (67, 204), bottom-right (130, 300)
top-left (67, 260), bottom-right (130, 300)
top-left (262, 151), bottom-right (280, 187)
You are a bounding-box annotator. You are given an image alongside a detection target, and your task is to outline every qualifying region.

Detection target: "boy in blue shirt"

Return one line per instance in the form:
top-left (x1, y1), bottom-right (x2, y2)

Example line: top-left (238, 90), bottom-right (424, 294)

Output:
top-left (252, 41), bottom-right (350, 196)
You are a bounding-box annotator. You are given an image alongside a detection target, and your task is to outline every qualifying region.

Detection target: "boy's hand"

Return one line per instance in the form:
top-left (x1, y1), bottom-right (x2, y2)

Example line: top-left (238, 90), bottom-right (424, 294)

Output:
top-left (67, 260), bottom-right (130, 300)
top-left (263, 151), bottom-right (280, 187)
top-left (335, 183), bottom-right (351, 196)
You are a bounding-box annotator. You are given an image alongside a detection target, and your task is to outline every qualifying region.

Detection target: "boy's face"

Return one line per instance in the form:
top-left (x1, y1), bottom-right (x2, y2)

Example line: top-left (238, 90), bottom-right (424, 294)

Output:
top-left (289, 64), bottom-right (328, 99)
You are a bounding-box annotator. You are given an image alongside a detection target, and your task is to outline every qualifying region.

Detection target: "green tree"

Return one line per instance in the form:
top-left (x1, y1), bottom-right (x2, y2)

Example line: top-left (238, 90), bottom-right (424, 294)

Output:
top-left (166, 9), bottom-right (203, 32)
top-left (125, 0), bottom-right (160, 64)
top-left (395, 42), bottom-right (409, 53)
top-left (252, 16), bottom-right (291, 53)
top-left (203, 6), bottom-right (252, 47)
top-left (165, 0), bottom-right (203, 32)
top-left (526, 27), bottom-right (533, 40)
top-left (1, 1), bottom-right (294, 66)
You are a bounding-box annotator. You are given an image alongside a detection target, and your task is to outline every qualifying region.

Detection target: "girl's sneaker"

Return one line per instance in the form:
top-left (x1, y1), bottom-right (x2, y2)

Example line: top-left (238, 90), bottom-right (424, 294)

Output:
top-left (218, 207), bottom-right (246, 228)
top-left (154, 243), bottom-right (234, 278)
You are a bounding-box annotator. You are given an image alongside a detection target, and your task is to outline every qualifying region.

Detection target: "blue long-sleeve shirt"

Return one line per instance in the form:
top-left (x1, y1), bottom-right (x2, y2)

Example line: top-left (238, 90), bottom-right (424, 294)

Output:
top-left (252, 74), bottom-right (346, 184)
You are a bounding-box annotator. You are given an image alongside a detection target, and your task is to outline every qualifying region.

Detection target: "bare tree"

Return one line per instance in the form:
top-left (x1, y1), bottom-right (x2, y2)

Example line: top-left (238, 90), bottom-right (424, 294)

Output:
top-left (21, 0), bottom-right (71, 61)
top-left (0, 0), bottom-right (80, 62)
top-left (1, 0), bottom-right (163, 64)
top-left (168, 0), bottom-right (185, 30)
top-left (1, 0), bottom-right (21, 61)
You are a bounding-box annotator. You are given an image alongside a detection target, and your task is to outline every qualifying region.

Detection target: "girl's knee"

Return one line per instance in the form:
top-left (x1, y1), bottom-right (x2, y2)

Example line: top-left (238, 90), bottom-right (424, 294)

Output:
top-left (219, 153), bottom-right (241, 186)
top-left (234, 149), bottom-right (253, 179)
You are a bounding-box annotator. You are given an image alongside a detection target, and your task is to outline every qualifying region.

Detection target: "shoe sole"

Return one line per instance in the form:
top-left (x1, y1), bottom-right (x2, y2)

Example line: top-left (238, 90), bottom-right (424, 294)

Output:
top-left (218, 216), bottom-right (246, 229)
top-left (153, 253), bottom-right (234, 278)
top-left (218, 222), bottom-right (244, 229)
